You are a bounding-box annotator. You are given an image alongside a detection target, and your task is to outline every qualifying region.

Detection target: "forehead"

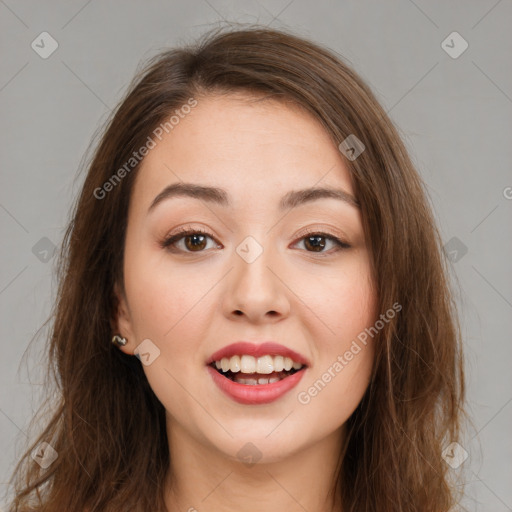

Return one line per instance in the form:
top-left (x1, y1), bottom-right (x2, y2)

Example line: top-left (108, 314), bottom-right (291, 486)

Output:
top-left (132, 93), bottom-right (355, 211)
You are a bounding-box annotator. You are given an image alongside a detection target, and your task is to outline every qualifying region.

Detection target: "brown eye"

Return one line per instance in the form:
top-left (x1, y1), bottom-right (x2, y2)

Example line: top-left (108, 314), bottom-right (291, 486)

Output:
top-left (294, 231), bottom-right (351, 256)
top-left (183, 233), bottom-right (208, 251)
top-left (161, 229), bottom-right (218, 253)
top-left (303, 235), bottom-right (327, 252)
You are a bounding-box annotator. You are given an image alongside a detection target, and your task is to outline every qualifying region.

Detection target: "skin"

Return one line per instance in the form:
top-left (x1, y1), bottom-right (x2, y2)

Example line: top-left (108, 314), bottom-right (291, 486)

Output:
top-left (114, 92), bottom-right (377, 512)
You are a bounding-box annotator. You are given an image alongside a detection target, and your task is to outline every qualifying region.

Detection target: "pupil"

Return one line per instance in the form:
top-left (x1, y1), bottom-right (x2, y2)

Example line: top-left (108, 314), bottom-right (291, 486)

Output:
top-left (186, 234), bottom-right (206, 251)
top-left (305, 235), bottom-right (325, 252)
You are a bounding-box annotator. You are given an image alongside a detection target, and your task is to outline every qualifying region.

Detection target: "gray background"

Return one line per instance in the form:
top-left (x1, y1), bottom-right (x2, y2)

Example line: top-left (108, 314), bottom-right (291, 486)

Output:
top-left (1, 1), bottom-right (511, 510)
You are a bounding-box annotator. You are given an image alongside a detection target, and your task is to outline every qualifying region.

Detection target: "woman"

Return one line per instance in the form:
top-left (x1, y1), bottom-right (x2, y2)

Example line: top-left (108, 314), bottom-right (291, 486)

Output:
top-left (7, 25), bottom-right (466, 511)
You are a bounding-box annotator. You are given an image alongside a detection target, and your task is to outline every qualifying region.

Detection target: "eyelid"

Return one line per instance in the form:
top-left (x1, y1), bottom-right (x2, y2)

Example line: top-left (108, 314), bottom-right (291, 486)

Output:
top-left (160, 224), bottom-right (351, 254)
top-left (292, 225), bottom-right (351, 247)
top-left (290, 228), bottom-right (351, 258)
top-left (160, 225), bottom-right (221, 251)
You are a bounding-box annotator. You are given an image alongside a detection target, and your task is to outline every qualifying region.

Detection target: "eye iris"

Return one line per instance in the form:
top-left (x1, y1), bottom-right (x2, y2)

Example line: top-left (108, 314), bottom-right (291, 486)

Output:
top-left (172, 232), bottom-right (337, 253)
top-left (185, 234), bottom-right (207, 251)
top-left (304, 235), bottom-right (326, 252)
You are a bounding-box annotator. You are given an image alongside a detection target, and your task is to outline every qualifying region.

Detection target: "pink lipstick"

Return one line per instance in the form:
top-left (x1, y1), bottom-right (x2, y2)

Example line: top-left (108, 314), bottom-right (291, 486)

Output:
top-left (206, 341), bottom-right (309, 405)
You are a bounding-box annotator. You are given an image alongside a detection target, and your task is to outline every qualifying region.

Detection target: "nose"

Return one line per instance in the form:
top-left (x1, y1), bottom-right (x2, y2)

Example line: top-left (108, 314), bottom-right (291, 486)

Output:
top-left (223, 240), bottom-right (291, 324)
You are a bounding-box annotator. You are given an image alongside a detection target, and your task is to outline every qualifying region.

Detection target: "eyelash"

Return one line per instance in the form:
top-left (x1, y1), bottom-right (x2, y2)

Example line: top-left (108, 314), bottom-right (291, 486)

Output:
top-left (160, 226), bottom-right (351, 257)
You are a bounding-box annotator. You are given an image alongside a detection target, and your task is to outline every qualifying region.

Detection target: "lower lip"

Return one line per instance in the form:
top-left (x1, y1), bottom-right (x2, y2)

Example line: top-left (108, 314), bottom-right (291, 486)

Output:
top-left (206, 365), bottom-right (306, 405)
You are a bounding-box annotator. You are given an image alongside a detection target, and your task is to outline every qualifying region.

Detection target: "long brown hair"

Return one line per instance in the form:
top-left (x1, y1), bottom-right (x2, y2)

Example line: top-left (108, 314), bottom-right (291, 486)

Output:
top-left (7, 24), bottom-right (465, 511)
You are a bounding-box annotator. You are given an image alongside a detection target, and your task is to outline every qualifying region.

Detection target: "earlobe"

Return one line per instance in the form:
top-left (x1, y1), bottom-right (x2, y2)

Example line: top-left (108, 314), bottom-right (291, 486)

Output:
top-left (112, 281), bottom-right (135, 355)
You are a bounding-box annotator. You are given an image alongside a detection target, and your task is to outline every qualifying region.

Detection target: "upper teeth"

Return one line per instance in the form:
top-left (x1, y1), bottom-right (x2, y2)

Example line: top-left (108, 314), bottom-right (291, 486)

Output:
top-left (214, 355), bottom-right (303, 374)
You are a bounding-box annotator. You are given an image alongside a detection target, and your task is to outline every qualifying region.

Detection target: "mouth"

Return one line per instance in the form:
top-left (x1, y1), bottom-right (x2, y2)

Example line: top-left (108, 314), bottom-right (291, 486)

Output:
top-left (209, 354), bottom-right (305, 385)
top-left (206, 342), bottom-right (310, 404)
top-left (206, 352), bottom-right (308, 405)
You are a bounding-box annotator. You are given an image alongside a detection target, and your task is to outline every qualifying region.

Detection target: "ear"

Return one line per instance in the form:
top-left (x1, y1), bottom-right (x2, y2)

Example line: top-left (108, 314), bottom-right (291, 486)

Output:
top-left (112, 281), bottom-right (136, 355)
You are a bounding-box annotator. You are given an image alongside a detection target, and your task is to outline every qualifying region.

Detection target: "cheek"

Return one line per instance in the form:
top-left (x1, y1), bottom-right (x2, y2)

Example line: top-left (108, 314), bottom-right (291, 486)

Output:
top-left (124, 248), bottom-right (213, 344)
top-left (321, 282), bottom-right (374, 339)
top-left (301, 252), bottom-right (376, 348)
top-left (123, 252), bottom-right (214, 413)
top-left (296, 345), bottom-right (374, 437)
top-left (294, 254), bottom-right (376, 422)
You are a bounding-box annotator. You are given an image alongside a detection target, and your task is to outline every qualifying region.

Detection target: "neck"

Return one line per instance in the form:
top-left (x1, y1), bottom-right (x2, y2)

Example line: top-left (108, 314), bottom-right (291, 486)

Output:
top-left (164, 419), bottom-right (345, 512)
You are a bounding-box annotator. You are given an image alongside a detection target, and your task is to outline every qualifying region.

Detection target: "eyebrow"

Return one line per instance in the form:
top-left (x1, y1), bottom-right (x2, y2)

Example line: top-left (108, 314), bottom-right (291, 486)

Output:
top-left (147, 182), bottom-right (360, 214)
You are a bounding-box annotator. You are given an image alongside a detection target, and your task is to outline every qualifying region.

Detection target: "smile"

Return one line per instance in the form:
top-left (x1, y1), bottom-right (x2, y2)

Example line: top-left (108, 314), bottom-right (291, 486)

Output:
top-left (213, 354), bottom-right (303, 381)
top-left (207, 354), bottom-right (307, 404)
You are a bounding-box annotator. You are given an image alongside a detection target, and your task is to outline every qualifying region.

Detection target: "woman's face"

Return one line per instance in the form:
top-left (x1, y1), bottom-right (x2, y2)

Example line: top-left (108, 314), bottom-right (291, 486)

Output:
top-left (115, 92), bottom-right (377, 463)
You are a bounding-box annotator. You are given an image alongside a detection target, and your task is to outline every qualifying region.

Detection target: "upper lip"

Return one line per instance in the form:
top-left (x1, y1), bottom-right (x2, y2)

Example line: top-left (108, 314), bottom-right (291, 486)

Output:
top-left (206, 341), bottom-right (310, 367)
